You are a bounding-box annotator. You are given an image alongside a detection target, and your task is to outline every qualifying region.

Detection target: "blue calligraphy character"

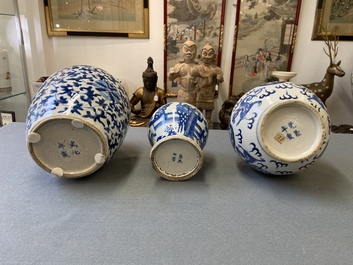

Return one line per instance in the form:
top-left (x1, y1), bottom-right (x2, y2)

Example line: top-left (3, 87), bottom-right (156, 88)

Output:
top-left (294, 130), bottom-right (301, 137)
top-left (286, 133), bottom-right (294, 140)
top-left (288, 121), bottom-right (296, 128)
top-left (172, 153), bottom-right (177, 162)
top-left (61, 151), bottom-right (70, 158)
top-left (70, 140), bottom-right (78, 148)
top-left (178, 154), bottom-right (183, 163)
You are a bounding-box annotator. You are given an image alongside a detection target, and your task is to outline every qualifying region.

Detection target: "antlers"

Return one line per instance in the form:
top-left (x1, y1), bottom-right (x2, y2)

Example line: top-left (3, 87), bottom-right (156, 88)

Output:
top-left (322, 26), bottom-right (339, 64)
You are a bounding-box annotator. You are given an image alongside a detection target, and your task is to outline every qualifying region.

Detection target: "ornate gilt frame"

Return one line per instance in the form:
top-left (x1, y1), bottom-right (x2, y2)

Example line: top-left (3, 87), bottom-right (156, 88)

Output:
top-left (44, 0), bottom-right (149, 38)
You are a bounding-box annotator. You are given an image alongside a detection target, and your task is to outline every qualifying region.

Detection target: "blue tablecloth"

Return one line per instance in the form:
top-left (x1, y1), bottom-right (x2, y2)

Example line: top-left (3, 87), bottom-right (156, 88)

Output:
top-left (1, 123), bottom-right (352, 264)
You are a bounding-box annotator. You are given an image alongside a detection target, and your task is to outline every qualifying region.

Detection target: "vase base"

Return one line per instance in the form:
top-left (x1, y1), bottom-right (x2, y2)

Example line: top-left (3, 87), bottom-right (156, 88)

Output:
top-left (27, 117), bottom-right (106, 178)
top-left (150, 135), bottom-right (203, 181)
top-left (259, 101), bottom-right (326, 163)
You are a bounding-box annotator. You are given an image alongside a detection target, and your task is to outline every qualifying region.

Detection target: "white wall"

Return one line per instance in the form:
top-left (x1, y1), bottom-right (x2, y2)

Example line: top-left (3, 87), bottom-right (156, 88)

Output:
top-left (18, 0), bottom-right (353, 126)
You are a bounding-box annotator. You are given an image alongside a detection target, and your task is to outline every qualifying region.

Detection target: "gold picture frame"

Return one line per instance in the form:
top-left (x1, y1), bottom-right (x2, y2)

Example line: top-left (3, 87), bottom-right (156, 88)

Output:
top-left (44, 0), bottom-right (149, 38)
top-left (312, 0), bottom-right (353, 40)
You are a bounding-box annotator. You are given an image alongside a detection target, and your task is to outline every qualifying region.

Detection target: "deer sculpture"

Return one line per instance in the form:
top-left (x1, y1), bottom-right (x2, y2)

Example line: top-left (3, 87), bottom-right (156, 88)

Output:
top-left (302, 30), bottom-right (345, 105)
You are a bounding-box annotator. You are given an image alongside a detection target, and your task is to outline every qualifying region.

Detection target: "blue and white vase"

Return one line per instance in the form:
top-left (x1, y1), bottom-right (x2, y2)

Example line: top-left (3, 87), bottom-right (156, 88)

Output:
top-left (26, 65), bottom-right (130, 178)
top-left (229, 82), bottom-right (331, 175)
top-left (148, 102), bottom-right (209, 181)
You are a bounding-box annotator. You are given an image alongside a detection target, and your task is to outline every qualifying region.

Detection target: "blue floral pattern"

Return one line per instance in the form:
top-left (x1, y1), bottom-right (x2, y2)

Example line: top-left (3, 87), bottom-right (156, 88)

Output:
top-left (148, 102), bottom-right (208, 149)
top-left (26, 65), bottom-right (130, 160)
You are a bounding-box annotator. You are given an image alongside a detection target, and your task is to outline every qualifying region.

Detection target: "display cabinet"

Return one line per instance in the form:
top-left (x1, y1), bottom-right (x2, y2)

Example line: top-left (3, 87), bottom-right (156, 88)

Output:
top-left (0, 0), bottom-right (29, 124)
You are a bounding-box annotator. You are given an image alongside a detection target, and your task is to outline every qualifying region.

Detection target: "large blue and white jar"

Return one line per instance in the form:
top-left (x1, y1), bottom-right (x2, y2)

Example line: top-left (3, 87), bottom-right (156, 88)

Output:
top-left (229, 82), bottom-right (331, 175)
top-left (148, 102), bottom-right (209, 181)
top-left (26, 65), bottom-right (130, 178)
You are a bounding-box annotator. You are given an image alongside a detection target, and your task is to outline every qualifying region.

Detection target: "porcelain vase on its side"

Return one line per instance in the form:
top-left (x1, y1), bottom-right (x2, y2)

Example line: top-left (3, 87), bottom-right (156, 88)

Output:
top-left (229, 82), bottom-right (331, 175)
top-left (26, 65), bottom-right (130, 178)
top-left (148, 102), bottom-right (209, 181)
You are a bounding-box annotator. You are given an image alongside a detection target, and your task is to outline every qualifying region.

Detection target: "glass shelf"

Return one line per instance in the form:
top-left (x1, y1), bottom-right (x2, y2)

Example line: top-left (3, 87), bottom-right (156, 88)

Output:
top-left (0, 91), bottom-right (26, 101)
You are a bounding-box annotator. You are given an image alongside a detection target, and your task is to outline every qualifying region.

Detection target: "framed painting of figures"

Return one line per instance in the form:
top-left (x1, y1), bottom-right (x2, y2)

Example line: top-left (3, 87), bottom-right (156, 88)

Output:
top-left (164, 0), bottom-right (226, 97)
top-left (312, 0), bottom-right (353, 40)
top-left (44, 0), bottom-right (149, 38)
top-left (229, 0), bottom-right (302, 97)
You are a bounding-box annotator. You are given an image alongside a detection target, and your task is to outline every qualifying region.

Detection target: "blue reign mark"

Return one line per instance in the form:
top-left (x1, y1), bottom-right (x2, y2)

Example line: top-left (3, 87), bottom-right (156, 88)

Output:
top-left (57, 140), bottom-right (81, 158)
top-left (172, 153), bottom-right (183, 163)
top-left (280, 121), bottom-right (302, 140)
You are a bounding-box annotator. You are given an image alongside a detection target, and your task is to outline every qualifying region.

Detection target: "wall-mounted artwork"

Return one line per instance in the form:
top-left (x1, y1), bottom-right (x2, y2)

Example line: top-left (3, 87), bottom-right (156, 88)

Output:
top-left (164, 0), bottom-right (226, 97)
top-left (44, 0), bottom-right (149, 38)
top-left (229, 0), bottom-right (302, 97)
top-left (312, 0), bottom-right (353, 40)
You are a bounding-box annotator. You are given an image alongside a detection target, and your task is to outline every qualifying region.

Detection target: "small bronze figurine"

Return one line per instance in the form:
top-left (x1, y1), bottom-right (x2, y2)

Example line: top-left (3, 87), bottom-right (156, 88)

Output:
top-left (130, 57), bottom-right (166, 127)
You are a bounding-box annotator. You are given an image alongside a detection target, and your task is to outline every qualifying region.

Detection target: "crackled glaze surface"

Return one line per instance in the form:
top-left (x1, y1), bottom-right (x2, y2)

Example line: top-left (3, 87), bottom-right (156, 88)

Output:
top-left (26, 65), bottom-right (130, 177)
top-left (229, 82), bottom-right (331, 175)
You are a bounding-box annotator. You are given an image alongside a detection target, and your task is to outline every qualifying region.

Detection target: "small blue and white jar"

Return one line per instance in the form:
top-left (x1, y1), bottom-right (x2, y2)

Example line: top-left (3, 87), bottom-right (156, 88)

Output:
top-left (148, 102), bottom-right (209, 181)
top-left (229, 82), bottom-right (331, 175)
top-left (26, 65), bottom-right (130, 178)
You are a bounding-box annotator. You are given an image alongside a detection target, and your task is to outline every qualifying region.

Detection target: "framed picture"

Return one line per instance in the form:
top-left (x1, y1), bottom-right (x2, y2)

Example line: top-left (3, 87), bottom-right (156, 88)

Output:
top-left (229, 0), bottom-right (302, 97)
top-left (44, 0), bottom-right (149, 38)
top-left (164, 0), bottom-right (226, 97)
top-left (0, 110), bottom-right (16, 127)
top-left (312, 0), bottom-right (353, 40)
